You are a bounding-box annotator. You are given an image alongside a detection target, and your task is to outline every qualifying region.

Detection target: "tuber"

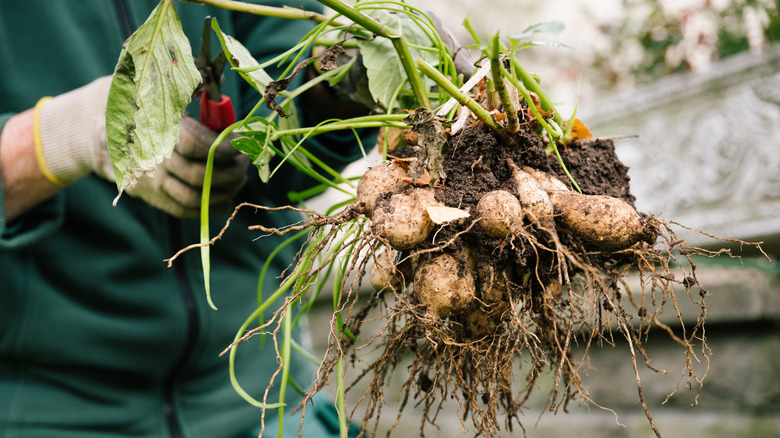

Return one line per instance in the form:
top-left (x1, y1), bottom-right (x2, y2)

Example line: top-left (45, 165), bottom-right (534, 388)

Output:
top-left (413, 253), bottom-right (475, 318)
top-left (462, 301), bottom-right (507, 339)
top-left (521, 166), bottom-right (569, 192)
top-left (550, 191), bottom-right (647, 251)
top-left (371, 188), bottom-right (439, 250)
top-left (476, 190), bottom-right (523, 239)
top-left (508, 160), bottom-right (555, 233)
top-left (356, 163), bottom-right (410, 218)
top-left (369, 247), bottom-right (411, 292)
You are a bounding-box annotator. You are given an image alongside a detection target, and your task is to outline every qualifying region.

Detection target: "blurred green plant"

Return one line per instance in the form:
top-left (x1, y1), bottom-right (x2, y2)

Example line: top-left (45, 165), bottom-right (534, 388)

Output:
top-left (591, 0), bottom-right (780, 87)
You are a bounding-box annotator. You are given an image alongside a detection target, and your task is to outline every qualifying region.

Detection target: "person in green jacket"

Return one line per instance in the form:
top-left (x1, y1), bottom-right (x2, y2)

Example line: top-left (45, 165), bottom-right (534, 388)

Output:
top-left (0, 1), bottom-right (366, 437)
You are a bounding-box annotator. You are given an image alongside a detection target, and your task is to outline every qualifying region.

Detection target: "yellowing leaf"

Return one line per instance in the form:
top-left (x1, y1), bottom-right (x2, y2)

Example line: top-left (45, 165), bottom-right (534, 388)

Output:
top-left (426, 206), bottom-right (470, 224)
top-left (106, 0), bottom-right (201, 196)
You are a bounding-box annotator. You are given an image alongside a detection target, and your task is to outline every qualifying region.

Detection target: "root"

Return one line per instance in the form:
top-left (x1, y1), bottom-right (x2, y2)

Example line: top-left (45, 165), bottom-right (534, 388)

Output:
top-left (165, 201), bottom-right (360, 266)
top-left (200, 176), bottom-right (768, 438)
top-left (301, 215), bottom-right (767, 438)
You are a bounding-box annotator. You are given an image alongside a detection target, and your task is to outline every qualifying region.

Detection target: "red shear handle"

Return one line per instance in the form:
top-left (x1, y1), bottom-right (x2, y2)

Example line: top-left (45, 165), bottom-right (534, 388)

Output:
top-left (199, 90), bottom-right (235, 131)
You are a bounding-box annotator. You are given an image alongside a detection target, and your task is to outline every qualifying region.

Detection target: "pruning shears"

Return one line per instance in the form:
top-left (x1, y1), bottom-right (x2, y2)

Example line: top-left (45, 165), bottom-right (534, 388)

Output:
top-left (195, 16), bottom-right (235, 131)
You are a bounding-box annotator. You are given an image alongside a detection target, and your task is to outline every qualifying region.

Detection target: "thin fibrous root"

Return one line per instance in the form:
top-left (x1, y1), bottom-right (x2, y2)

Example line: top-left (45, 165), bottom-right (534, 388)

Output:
top-left (165, 201), bottom-right (361, 266)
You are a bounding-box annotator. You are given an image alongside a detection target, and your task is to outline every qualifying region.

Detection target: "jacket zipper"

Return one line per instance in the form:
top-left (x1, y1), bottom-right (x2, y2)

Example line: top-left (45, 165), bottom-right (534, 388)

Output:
top-left (163, 216), bottom-right (201, 438)
top-left (112, 0), bottom-right (135, 40)
top-left (112, 3), bottom-right (199, 436)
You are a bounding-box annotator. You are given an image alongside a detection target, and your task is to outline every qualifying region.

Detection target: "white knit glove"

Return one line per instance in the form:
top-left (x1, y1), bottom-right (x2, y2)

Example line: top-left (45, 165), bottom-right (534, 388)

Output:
top-left (35, 76), bottom-right (250, 218)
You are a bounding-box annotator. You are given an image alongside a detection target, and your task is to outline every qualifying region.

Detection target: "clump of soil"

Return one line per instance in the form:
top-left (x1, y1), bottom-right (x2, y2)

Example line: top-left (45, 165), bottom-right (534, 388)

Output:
top-left (208, 105), bottom-right (764, 438)
top-left (299, 118), bottom-right (695, 438)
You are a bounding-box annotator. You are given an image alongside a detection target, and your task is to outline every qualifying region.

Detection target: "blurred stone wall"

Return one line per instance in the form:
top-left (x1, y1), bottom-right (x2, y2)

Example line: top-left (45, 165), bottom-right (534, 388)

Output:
top-left (559, 42), bottom-right (780, 438)
top-left (583, 43), bottom-right (780, 251)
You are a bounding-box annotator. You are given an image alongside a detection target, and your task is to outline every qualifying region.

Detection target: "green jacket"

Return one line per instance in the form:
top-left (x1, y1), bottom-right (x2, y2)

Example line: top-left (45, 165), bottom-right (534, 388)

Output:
top-left (0, 1), bottom-right (359, 437)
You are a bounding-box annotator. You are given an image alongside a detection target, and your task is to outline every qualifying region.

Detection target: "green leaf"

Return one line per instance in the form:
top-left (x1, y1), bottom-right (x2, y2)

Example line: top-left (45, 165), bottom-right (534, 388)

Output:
top-left (231, 136), bottom-right (275, 183)
top-left (211, 18), bottom-right (274, 92)
top-left (106, 0), bottom-right (201, 196)
top-left (356, 10), bottom-right (438, 110)
top-left (507, 21), bottom-right (565, 43)
top-left (519, 40), bottom-right (571, 50)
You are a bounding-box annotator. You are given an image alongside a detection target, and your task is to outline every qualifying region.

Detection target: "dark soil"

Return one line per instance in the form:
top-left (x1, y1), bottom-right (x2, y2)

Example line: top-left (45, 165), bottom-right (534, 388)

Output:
top-left (296, 114), bottom-right (720, 438)
top-left (407, 122), bottom-right (637, 289)
top-left (440, 123), bottom-right (633, 211)
top-left (560, 138), bottom-right (635, 205)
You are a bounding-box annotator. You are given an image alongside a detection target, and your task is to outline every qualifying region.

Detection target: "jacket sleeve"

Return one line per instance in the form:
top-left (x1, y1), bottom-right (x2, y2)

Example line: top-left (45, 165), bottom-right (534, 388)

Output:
top-left (0, 114), bottom-right (66, 251)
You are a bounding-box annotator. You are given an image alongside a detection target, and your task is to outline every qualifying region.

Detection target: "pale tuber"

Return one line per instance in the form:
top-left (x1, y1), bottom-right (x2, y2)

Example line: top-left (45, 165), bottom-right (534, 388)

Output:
top-left (476, 190), bottom-right (523, 239)
top-left (369, 247), bottom-right (410, 292)
top-left (550, 191), bottom-right (647, 251)
top-left (521, 166), bottom-right (569, 192)
top-left (413, 253), bottom-right (476, 318)
top-left (462, 301), bottom-right (507, 339)
top-left (371, 188), bottom-right (440, 250)
top-left (508, 160), bottom-right (555, 232)
top-left (356, 163), bottom-right (410, 218)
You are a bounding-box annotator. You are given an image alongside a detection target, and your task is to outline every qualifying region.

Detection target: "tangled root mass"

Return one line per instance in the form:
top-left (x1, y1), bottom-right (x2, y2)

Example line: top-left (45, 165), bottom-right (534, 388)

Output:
top-left (203, 119), bottom-right (766, 438)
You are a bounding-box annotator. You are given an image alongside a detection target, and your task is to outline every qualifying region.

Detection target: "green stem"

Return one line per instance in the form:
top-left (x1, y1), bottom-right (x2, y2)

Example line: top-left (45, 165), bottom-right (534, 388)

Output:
top-left (315, 0), bottom-right (430, 108)
top-left (355, 2), bottom-right (461, 83)
top-left (489, 32), bottom-right (519, 134)
top-left (336, 355), bottom-right (347, 438)
top-left (390, 38), bottom-right (431, 108)
top-left (290, 338), bottom-right (321, 366)
top-left (273, 120), bottom-right (406, 137)
top-left (417, 59), bottom-right (508, 141)
top-left (502, 71), bottom-right (581, 193)
top-left (182, 0), bottom-right (334, 23)
top-left (462, 16), bottom-right (482, 45)
top-left (227, 230), bottom-right (324, 408)
top-left (502, 71), bottom-right (552, 138)
top-left (277, 306), bottom-right (292, 438)
top-left (199, 120), bottom-right (243, 311)
top-left (509, 57), bottom-right (564, 126)
top-left (315, 0), bottom-right (386, 35)
top-left (485, 37), bottom-right (563, 125)
top-left (313, 37), bottom-right (360, 48)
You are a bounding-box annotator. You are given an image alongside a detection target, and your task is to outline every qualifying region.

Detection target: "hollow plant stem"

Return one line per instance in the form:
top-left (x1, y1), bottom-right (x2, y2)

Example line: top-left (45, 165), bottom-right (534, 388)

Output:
top-left (471, 24), bottom-right (562, 125)
top-left (265, 114), bottom-right (409, 140)
top-left (502, 71), bottom-right (581, 193)
top-left (489, 32), bottom-right (519, 134)
top-left (509, 57), bottom-right (564, 126)
top-left (315, 0), bottom-right (430, 108)
top-left (417, 59), bottom-right (508, 141)
top-left (182, 0), bottom-right (334, 23)
top-left (461, 16), bottom-right (482, 46)
top-left (199, 121), bottom-right (243, 310)
top-left (336, 355), bottom-right (347, 438)
top-left (277, 305), bottom-right (293, 438)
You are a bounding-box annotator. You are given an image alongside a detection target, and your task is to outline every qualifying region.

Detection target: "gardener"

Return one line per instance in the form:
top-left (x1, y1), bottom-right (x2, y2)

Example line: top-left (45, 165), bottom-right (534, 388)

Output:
top-left (0, 1), bottom-right (366, 437)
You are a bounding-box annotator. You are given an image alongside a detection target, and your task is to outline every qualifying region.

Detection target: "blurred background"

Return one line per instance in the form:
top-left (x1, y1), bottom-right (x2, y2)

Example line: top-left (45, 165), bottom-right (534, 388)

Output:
top-left (308, 1), bottom-right (780, 436)
top-left (409, 0), bottom-right (780, 115)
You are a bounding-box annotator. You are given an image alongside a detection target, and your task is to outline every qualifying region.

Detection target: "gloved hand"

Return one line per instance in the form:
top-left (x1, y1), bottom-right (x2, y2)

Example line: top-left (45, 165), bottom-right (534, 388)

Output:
top-left (35, 76), bottom-right (250, 218)
top-left (125, 116), bottom-right (250, 218)
top-left (427, 11), bottom-right (474, 78)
